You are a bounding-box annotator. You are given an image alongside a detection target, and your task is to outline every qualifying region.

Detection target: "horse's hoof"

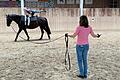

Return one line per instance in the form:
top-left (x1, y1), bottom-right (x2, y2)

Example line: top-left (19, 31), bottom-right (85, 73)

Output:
top-left (27, 37), bottom-right (30, 41)
top-left (48, 36), bottom-right (50, 40)
top-left (14, 40), bottom-right (17, 42)
top-left (39, 38), bottom-right (42, 40)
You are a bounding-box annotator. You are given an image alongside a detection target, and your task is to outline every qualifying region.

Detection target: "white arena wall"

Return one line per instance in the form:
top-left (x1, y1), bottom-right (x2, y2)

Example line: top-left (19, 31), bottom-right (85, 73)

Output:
top-left (0, 8), bottom-right (120, 33)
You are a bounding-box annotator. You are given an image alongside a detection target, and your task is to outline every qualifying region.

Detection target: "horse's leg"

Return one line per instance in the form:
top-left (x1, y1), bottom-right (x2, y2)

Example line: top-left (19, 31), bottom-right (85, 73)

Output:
top-left (15, 28), bottom-right (22, 42)
top-left (44, 19), bottom-right (51, 39)
top-left (48, 34), bottom-right (50, 39)
top-left (39, 28), bottom-right (44, 40)
top-left (47, 29), bottom-right (51, 40)
top-left (23, 28), bottom-right (30, 41)
top-left (46, 29), bottom-right (50, 39)
top-left (44, 26), bottom-right (51, 39)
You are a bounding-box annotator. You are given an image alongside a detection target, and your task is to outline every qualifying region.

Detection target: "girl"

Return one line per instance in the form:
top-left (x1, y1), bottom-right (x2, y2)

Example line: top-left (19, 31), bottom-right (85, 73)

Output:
top-left (67, 15), bottom-right (101, 79)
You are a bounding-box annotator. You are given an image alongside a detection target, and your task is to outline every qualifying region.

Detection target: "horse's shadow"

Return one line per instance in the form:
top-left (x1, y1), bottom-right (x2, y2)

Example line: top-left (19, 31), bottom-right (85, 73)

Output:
top-left (13, 38), bottom-right (49, 42)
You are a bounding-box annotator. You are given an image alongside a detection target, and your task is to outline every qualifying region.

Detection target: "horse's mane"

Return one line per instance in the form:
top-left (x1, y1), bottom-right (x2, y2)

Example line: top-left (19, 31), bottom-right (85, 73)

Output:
top-left (8, 14), bottom-right (23, 17)
top-left (8, 14), bottom-right (17, 16)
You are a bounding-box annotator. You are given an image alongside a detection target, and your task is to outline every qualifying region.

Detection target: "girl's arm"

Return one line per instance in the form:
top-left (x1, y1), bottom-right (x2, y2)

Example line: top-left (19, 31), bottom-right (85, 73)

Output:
top-left (90, 27), bottom-right (101, 38)
top-left (90, 32), bottom-right (101, 38)
top-left (68, 33), bottom-right (77, 38)
top-left (90, 32), bottom-right (98, 38)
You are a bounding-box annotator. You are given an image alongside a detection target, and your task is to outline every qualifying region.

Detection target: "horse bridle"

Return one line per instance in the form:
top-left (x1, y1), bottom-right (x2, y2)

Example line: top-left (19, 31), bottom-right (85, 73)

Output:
top-left (7, 15), bottom-right (13, 26)
top-left (7, 15), bottom-right (12, 20)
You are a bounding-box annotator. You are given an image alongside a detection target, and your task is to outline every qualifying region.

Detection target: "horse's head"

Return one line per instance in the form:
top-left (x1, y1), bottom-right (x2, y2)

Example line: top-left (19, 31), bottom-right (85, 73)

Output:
top-left (6, 14), bottom-right (12, 27)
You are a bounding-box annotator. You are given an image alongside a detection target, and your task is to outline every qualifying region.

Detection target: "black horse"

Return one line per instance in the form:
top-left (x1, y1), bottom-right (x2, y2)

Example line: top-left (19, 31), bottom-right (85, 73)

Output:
top-left (6, 14), bottom-right (51, 41)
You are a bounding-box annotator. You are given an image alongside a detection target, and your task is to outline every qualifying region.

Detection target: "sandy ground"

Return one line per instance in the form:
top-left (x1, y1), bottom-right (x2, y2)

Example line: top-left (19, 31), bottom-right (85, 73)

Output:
top-left (0, 7), bottom-right (120, 80)
top-left (0, 30), bottom-right (120, 80)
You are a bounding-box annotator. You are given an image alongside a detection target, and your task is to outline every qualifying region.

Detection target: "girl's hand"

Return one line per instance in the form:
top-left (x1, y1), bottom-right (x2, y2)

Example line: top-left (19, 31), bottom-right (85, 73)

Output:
top-left (65, 33), bottom-right (68, 37)
top-left (97, 34), bottom-right (101, 38)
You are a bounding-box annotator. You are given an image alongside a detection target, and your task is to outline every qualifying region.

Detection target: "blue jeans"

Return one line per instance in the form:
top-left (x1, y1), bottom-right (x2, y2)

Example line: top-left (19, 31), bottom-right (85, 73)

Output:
top-left (76, 44), bottom-right (89, 76)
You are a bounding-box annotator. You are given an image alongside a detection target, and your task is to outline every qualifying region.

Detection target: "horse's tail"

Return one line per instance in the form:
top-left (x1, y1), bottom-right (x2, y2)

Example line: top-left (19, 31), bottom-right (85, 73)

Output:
top-left (44, 18), bottom-right (51, 34)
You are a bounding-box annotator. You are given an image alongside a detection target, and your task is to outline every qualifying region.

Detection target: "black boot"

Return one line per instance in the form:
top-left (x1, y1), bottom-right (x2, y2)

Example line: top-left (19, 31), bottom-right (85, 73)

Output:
top-left (84, 75), bottom-right (87, 78)
top-left (77, 75), bottom-right (84, 79)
